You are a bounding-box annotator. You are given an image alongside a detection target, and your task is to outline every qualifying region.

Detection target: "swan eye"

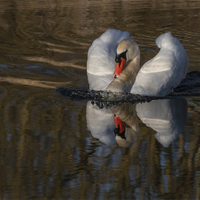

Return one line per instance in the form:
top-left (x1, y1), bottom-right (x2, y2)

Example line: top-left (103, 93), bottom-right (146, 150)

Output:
top-left (115, 50), bottom-right (127, 63)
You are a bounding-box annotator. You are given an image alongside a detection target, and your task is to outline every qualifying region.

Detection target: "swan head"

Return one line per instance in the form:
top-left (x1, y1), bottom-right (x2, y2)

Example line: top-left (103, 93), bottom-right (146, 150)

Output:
top-left (114, 39), bottom-right (139, 78)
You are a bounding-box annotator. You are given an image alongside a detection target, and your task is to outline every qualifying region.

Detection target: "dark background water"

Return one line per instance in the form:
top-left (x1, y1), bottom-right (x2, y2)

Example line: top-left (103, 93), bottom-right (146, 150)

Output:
top-left (0, 0), bottom-right (200, 199)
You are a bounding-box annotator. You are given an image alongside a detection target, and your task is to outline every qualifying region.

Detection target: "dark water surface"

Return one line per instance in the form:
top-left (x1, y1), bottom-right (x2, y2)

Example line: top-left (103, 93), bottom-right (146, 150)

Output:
top-left (1, 0), bottom-right (200, 199)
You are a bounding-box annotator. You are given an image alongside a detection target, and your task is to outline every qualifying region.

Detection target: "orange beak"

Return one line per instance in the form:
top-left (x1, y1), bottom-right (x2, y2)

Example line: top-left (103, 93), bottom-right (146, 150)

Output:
top-left (113, 57), bottom-right (126, 78)
top-left (113, 114), bottom-right (125, 134)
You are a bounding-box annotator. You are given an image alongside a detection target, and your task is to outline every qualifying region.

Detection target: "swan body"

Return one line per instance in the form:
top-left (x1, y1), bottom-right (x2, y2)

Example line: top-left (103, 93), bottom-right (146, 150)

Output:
top-left (87, 29), bottom-right (189, 96)
top-left (131, 32), bottom-right (189, 96)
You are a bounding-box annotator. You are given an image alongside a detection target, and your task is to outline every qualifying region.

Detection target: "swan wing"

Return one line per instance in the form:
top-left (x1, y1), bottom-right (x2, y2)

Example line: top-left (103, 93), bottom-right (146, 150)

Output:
top-left (87, 29), bottom-right (131, 90)
top-left (131, 32), bottom-right (189, 96)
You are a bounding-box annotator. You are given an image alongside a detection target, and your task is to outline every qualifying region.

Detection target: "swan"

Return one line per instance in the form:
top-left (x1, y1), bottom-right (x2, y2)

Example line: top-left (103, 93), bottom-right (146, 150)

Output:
top-left (87, 29), bottom-right (189, 96)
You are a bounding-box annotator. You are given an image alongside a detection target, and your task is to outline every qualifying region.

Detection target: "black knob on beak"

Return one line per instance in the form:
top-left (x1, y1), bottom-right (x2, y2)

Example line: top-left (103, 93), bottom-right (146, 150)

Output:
top-left (115, 55), bottom-right (120, 63)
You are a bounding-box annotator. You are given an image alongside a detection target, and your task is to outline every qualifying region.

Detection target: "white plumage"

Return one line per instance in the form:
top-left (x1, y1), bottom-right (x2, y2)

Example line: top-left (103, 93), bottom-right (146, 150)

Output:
top-left (87, 29), bottom-right (131, 90)
top-left (131, 32), bottom-right (189, 96)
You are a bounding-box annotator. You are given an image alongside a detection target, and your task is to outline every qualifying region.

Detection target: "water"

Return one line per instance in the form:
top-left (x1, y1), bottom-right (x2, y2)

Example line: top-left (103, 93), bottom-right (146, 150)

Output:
top-left (1, 0), bottom-right (200, 199)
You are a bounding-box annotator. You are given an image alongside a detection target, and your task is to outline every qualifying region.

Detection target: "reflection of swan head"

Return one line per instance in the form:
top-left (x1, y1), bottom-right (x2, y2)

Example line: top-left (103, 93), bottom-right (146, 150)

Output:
top-left (112, 113), bottom-right (138, 148)
top-left (115, 126), bottom-right (138, 148)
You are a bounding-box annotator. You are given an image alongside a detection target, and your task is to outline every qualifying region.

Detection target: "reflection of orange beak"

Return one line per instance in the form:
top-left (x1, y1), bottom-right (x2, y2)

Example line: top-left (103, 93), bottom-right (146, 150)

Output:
top-left (113, 114), bottom-right (125, 134)
top-left (113, 57), bottom-right (126, 78)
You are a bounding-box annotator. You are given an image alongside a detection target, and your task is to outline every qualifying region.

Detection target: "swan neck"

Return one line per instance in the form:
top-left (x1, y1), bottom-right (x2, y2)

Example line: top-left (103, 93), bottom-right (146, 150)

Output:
top-left (106, 55), bottom-right (140, 93)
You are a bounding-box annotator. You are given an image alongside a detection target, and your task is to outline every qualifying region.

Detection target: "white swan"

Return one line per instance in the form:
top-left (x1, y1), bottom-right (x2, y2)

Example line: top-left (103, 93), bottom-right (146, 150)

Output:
top-left (87, 29), bottom-right (189, 96)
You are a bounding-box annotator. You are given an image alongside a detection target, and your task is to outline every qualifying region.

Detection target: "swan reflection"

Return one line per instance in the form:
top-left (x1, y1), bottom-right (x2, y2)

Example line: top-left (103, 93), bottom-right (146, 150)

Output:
top-left (86, 102), bottom-right (138, 147)
top-left (86, 102), bottom-right (116, 146)
top-left (86, 98), bottom-right (187, 148)
top-left (136, 98), bottom-right (187, 147)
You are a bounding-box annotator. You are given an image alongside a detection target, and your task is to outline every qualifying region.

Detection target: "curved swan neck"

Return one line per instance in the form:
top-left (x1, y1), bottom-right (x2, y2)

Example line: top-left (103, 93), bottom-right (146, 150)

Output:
top-left (111, 103), bottom-right (139, 147)
top-left (111, 103), bottom-right (138, 131)
top-left (106, 54), bottom-right (140, 93)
